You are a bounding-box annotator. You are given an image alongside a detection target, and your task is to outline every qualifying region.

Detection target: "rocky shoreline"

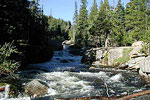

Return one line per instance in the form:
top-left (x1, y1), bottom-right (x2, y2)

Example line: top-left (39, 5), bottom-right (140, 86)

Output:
top-left (81, 41), bottom-right (150, 83)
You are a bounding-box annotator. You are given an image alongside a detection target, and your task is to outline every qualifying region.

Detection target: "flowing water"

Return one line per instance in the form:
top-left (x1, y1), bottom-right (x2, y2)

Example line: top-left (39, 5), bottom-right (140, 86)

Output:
top-left (0, 45), bottom-right (149, 100)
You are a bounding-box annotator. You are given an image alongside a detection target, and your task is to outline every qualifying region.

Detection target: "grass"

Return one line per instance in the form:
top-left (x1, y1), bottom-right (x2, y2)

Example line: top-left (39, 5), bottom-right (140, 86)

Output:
top-left (103, 52), bottom-right (108, 65)
top-left (113, 48), bottom-right (133, 64)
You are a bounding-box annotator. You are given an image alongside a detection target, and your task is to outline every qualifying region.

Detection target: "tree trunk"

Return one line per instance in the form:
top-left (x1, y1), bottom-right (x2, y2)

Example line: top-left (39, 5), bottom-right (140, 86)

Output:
top-left (105, 32), bottom-right (109, 47)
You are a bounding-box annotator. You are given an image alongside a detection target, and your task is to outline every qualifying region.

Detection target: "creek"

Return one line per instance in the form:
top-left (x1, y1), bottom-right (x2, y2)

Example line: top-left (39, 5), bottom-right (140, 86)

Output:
top-left (0, 45), bottom-right (149, 100)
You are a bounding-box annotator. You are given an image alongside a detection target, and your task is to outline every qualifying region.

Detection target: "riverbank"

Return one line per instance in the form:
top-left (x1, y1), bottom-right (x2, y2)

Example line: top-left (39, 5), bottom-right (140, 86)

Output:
top-left (81, 41), bottom-right (150, 83)
top-left (1, 42), bottom-right (150, 100)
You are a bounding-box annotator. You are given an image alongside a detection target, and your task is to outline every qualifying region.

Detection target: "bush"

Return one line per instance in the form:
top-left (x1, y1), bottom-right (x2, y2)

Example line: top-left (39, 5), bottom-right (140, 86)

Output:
top-left (140, 43), bottom-right (150, 55)
top-left (0, 41), bottom-right (20, 77)
top-left (113, 48), bottom-right (133, 65)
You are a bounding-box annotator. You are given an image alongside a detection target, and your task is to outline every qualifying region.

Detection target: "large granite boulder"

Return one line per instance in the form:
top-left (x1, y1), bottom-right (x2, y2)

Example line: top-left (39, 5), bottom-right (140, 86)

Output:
top-left (25, 80), bottom-right (48, 97)
top-left (107, 48), bottom-right (124, 66)
top-left (138, 56), bottom-right (150, 83)
top-left (130, 41), bottom-right (144, 58)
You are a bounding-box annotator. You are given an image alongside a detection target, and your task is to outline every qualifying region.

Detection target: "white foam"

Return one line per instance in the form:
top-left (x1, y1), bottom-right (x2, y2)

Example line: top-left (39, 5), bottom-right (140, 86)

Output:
top-left (109, 73), bottom-right (123, 82)
top-left (34, 71), bottom-right (95, 97)
top-left (1, 97), bottom-right (31, 100)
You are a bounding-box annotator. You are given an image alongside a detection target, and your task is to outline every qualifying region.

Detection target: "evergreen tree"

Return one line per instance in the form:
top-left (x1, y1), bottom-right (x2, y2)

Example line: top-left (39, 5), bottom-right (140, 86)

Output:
top-left (111, 0), bottom-right (125, 46)
top-left (125, 0), bottom-right (146, 44)
top-left (71, 1), bottom-right (78, 43)
top-left (76, 0), bottom-right (88, 47)
top-left (88, 0), bottom-right (98, 24)
top-left (73, 1), bottom-right (78, 25)
top-left (89, 0), bottom-right (103, 47)
top-left (90, 0), bottom-right (111, 47)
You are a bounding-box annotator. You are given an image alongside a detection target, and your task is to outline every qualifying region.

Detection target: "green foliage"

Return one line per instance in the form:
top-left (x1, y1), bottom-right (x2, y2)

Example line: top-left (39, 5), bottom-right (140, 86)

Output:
top-left (76, 0), bottom-right (89, 47)
top-left (111, 0), bottom-right (126, 46)
top-left (113, 48), bottom-right (133, 64)
top-left (73, 1), bottom-right (78, 25)
top-left (104, 52), bottom-right (108, 65)
top-left (140, 43), bottom-right (150, 55)
top-left (89, 0), bottom-right (111, 47)
top-left (125, 0), bottom-right (147, 44)
top-left (48, 16), bottom-right (71, 41)
top-left (0, 42), bottom-right (20, 76)
top-left (88, 0), bottom-right (98, 24)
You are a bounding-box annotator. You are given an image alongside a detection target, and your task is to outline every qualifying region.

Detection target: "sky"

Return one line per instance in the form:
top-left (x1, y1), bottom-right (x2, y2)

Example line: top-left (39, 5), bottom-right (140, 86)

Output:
top-left (39, 0), bottom-right (130, 22)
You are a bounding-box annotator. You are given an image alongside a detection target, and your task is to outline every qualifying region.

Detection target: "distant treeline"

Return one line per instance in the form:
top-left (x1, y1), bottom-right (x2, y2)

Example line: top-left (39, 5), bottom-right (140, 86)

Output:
top-left (70, 0), bottom-right (150, 48)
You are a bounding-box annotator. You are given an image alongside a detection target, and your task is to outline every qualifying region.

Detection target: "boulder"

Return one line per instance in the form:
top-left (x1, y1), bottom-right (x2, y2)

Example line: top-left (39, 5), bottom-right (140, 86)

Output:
top-left (132, 56), bottom-right (150, 83)
top-left (139, 56), bottom-right (150, 73)
top-left (132, 41), bottom-right (143, 48)
top-left (107, 48), bottom-right (124, 66)
top-left (81, 48), bottom-right (96, 65)
top-left (69, 49), bottom-right (81, 56)
top-left (60, 59), bottom-right (69, 63)
top-left (130, 41), bottom-right (145, 58)
top-left (25, 80), bottom-right (48, 97)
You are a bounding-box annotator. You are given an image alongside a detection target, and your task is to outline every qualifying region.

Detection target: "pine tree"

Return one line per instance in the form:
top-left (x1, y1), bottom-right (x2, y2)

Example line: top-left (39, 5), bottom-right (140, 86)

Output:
top-left (88, 0), bottom-right (98, 24)
top-left (76, 0), bottom-right (88, 47)
top-left (125, 0), bottom-right (146, 44)
top-left (111, 0), bottom-right (125, 46)
top-left (89, 0), bottom-right (103, 47)
top-left (71, 1), bottom-right (78, 43)
top-left (90, 0), bottom-right (111, 47)
top-left (73, 1), bottom-right (78, 25)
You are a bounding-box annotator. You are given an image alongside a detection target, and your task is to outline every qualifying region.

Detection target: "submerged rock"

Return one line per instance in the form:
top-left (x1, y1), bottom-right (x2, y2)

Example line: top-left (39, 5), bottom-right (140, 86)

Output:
top-left (25, 80), bottom-right (48, 97)
top-left (60, 60), bottom-right (69, 63)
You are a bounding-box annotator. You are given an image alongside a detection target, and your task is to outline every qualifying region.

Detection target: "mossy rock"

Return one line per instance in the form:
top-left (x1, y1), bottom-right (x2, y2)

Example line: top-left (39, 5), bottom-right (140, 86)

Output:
top-left (113, 48), bottom-right (133, 65)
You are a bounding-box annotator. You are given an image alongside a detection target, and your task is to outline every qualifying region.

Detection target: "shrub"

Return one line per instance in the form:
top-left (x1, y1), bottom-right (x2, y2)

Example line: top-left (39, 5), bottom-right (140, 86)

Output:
top-left (140, 43), bottom-right (150, 55)
top-left (113, 48), bottom-right (133, 65)
top-left (0, 41), bottom-right (20, 77)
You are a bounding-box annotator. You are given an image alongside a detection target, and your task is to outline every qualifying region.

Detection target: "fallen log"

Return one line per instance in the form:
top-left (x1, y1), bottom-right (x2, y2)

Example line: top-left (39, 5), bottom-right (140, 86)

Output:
top-left (117, 65), bottom-right (128, 70)
top-left (116, 90), bottom-right (150, 100)
top-left (54, 90), bottom-right (150, 100)
top-left (54, 96), bottom-right (120, 100)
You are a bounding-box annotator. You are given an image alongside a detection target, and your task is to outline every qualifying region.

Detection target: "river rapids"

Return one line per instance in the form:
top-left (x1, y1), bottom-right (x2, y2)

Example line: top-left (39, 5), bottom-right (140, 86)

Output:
top-left (0, 45), bottom-right (149, 100)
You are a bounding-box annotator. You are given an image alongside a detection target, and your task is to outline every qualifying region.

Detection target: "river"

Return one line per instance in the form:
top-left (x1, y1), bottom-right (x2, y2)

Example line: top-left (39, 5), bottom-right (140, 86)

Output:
top-left (0, 45), bottom-right (149, 100)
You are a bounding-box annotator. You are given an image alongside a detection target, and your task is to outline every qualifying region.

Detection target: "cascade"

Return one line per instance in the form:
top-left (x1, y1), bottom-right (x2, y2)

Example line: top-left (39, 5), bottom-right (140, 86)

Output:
top-left (1, 45), bottom-right (149, 100)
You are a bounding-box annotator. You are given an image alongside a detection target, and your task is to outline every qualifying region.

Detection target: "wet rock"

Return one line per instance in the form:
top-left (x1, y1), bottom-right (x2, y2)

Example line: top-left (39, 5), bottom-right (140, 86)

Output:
top-left (81, 48), bottom-right (96, 65)
top-left (25, 80), bottom-right (48, 97)
top-left (60, 60), bottom-right (69, 63)
top-left (69, 49), bottom-right (81, 56)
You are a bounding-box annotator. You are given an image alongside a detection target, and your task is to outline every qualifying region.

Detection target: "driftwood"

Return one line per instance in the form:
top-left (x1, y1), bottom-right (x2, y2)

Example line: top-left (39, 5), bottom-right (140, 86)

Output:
top-left (116, 90), bottom-right (150, 100)
top-left (117, 65), bottom-right (129, 70)
top-left (54, 96), bottom-right (119, 100)
top-left (54, 90), bottom-right (150, 100)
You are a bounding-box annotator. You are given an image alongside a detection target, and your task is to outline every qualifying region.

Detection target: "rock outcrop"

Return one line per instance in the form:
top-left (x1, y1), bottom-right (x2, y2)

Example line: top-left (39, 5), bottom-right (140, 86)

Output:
top-left (82, 41), bottom-right (150, 83)
top-left (81, 48), bottom-right (96, 65)
top-left (25, 80), bottom-right (48, 97)
top-left (81, 47), bottom-right (133, 66)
